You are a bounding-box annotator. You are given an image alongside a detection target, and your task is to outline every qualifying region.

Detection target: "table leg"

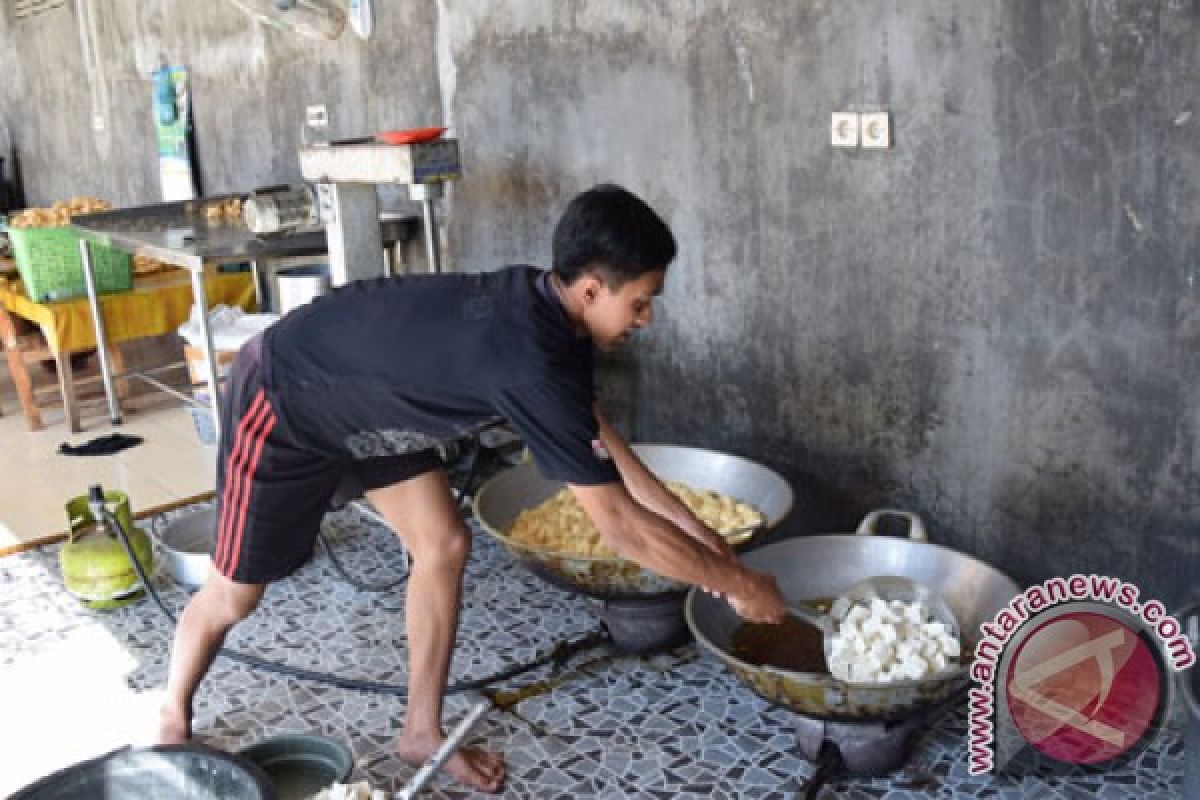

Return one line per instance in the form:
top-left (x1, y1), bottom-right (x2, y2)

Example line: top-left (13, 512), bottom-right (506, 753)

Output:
top-left (250, 259), bottom-right (264, 310)
top-left (420, 194), bottom-right (443, 275)
top-left (109, 344), bottom-right (130, 401)
top-left (190, 268), bottom-right (223, 442)
top-left (78, 239), bottom-right (123, 425)
top-left (55, 348), bottom-right (80, 433)
top-left (0, 303), bottom-right (43, 430)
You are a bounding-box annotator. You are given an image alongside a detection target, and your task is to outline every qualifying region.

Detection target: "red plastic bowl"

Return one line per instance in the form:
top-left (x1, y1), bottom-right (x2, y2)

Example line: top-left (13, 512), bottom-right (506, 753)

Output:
top-left (376, 127), bottom-right (447, 145)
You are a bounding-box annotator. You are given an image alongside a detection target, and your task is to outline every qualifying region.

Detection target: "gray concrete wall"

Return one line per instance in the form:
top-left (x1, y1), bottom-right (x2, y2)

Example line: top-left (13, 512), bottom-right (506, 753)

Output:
top-left (0, 1), bottom-right (440, 207)
top-left (3, 1), bottom-right (1197, 606)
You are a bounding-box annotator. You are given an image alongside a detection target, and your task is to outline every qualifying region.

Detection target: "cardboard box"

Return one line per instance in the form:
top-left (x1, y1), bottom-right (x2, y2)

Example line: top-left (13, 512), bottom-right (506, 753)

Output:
top-left (183, 344), bottom-right (236, 387)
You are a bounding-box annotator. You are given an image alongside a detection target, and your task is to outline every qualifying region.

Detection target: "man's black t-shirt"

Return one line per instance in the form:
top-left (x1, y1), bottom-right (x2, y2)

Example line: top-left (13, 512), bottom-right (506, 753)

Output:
top-left (261, 265), bottom-right (620, 486)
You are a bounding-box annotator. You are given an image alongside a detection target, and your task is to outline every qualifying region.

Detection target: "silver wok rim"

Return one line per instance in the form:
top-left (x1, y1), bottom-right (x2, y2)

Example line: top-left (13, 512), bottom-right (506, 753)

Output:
top-left (472, 442), bottom-right (795, 564)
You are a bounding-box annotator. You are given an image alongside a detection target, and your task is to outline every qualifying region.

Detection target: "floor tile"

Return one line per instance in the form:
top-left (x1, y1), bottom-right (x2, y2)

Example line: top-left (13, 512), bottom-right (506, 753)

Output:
top-left (0, 506), bottom-right (1183, 798)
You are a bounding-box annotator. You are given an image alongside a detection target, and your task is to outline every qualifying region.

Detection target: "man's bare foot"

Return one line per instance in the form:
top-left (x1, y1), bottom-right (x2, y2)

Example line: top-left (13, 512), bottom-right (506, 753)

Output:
top-left (398, 733), bottom-right (506, 794)
top-left (157, 707), bottom-right (191, 745)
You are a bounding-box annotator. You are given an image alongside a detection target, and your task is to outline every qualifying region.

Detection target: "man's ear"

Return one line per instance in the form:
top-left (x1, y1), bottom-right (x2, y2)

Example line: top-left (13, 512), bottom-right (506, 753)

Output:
top-left (578, 273), bottom-right (604, 305)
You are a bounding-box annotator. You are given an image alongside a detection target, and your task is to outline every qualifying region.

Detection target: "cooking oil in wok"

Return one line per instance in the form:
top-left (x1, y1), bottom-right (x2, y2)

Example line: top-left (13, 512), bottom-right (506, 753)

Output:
top-left (730, 598), bottom-right (831, 674)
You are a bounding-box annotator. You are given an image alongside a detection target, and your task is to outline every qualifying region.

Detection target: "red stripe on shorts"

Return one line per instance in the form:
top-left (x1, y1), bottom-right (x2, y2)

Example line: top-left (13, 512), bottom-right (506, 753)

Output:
top-left (221, 404), bottom-right (278, 577)
top-left (214, 391), bottom-right (270, 573)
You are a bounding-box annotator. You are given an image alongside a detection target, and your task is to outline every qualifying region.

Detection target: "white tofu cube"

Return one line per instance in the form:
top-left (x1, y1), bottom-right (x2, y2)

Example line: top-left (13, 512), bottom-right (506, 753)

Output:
top-left (844, 604), bottom-right (870, 627)
top-left (940, 635), bottom-right (961, 659)
top-left (869, 639), bottom-right (895, 665)
top-left (869, 597), bottom-right (891, 619)
top-left (902, 655), bottom-right (929, 681)
top-left (830, 596), bottom-right (851, 621)
top-left (829, 652), bottom-right (852, 681)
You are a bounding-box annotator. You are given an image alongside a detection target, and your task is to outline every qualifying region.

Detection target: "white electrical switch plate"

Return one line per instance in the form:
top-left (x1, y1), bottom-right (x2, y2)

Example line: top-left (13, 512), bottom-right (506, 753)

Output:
top-left (306, 105), bottom-right (329, 129)
top-left (831, 112), bottom-right (859, 148)
top-left (861, 112), bottom-right (890, 149)
top-left (92, 113), bottom-right (106, 132)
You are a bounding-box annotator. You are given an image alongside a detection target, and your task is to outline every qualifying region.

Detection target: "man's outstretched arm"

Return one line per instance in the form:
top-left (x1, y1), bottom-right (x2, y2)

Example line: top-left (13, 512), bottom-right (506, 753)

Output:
top-left (569, 480), bottom-right (785, 624)
top-left (592, 405), bottom-right (732, 558)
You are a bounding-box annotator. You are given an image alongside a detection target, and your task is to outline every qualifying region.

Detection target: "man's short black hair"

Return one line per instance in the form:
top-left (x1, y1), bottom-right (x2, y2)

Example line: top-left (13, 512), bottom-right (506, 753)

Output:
top-left (552, 184), bottom-right (677, 287)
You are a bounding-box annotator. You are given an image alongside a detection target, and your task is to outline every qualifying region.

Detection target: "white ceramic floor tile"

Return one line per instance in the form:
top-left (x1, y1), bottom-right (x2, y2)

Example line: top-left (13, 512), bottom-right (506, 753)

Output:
top-left (0, 376), bottom-right (215, 548)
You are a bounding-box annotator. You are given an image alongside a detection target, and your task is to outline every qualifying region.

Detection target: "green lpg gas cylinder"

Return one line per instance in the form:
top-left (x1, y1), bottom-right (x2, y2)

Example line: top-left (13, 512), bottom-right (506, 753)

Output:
top-left (59, 486), bottom-right (154, 610)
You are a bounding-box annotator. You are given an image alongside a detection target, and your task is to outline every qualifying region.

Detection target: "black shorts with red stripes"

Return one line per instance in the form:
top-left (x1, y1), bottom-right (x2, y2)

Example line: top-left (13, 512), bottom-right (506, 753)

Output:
top-left (212, 335), bottom-right (443, 584)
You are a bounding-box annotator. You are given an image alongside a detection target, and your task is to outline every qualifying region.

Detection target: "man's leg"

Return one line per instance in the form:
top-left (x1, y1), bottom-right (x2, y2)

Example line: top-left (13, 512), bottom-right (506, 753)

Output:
top-left (366, 470), bottom-right (505, 794)
top-left (158, 573), bottom-right (266, 743)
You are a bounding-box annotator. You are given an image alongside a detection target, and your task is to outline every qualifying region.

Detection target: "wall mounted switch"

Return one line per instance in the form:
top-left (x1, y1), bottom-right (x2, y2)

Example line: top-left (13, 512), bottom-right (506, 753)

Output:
top-left (861, 112), bottom-right (891, 149)
top-left (306, 105), bottom-right (329, 129)
top-left (832, 112), bottom-right (859, 148)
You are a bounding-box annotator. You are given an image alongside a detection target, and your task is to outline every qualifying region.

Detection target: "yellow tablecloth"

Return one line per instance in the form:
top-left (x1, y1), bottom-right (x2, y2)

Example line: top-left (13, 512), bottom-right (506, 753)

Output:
top-left (0, 268), bottom-right (257, 353)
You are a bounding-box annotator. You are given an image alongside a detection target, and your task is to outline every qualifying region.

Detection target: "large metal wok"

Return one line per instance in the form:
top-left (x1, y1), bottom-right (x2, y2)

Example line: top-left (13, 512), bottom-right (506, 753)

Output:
top-left (472, 443), bottom-right (794, 600)
top-left (686, 510), bottom-right (1021, 721)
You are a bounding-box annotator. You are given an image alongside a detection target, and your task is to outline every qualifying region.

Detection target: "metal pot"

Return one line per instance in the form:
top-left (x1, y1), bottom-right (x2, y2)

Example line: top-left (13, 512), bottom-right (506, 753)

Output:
top-left (686, 510), bottom-right (1022, 722)
top-left (155, 507), bottom-right (216, 589)
top-left (9, 744), bottom-right (275, 799)
top-left (472, 443), bottom-right (794, 600)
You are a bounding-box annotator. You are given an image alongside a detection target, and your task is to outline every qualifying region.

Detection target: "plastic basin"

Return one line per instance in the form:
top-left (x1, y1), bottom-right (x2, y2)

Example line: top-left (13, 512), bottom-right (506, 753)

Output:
top-left (237, 734), bottom-right (353, 800)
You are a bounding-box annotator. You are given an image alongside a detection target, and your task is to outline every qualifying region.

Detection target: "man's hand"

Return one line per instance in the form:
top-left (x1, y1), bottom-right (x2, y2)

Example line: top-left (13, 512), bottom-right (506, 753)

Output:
top-left (726, 568), bottom-right (787, 624)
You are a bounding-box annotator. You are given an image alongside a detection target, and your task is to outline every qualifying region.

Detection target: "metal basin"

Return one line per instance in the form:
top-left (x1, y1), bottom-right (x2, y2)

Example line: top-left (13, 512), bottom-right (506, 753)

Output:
top-left (686, 510), bottom-right (1022, 721)
top-left (9, 745), bottom-right (274, 799)
top-left (473, 443), bottom-right (794, 600)
top-left (156, 507), bottom-right (216, 589)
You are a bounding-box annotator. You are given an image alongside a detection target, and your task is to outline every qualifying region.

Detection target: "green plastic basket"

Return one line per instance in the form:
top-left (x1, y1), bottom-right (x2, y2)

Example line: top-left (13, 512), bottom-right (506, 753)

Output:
top-left (7, 225), bottom-right (132, 302)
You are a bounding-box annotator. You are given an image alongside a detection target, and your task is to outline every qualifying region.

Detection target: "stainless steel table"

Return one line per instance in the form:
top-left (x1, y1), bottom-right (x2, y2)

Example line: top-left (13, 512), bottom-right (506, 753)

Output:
top-left (72, 198), bottom-right (417, 440)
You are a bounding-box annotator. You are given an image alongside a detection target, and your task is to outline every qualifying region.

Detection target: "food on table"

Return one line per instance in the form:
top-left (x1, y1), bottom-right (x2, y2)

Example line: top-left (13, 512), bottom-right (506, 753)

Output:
top-left (7, 196), bottom-right (112, 228)
top-left (132, 253), bottom-right (175, 275)
top-left (509, 480), bottom-right (765, 557)
top-left (825, 596), bottom-right (960, 683)
top-left (203, 196), bottom-right (243, 224)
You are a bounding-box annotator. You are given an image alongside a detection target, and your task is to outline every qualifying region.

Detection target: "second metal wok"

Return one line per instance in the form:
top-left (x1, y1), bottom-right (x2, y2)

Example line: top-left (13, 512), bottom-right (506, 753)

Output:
top-left (686, 510), bottom-right (1021, 721)
top-left (472, 443), bottom-right (794, 600)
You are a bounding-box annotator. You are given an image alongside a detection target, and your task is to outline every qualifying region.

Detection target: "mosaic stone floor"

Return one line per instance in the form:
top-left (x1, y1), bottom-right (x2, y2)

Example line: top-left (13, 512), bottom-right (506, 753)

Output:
top-left (0, 501), bottom-right (1187, 798)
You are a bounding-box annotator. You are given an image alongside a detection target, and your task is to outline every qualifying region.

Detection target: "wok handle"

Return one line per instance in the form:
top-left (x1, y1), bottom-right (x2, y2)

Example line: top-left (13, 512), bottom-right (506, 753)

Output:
top-left (855, 510), bottom-right (927, 542)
